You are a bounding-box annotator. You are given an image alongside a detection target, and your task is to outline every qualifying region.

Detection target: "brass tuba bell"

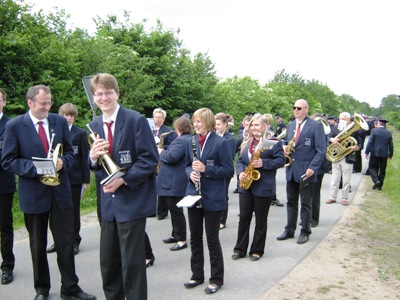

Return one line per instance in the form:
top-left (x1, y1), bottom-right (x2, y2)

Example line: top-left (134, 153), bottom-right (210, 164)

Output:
top-left (40, 133), bottom-right (62, 186)
top-left (87, 124), bottom-right (127, 185)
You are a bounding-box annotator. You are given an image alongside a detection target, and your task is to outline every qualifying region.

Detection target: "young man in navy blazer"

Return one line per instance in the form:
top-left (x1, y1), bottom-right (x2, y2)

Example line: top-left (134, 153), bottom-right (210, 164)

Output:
top-left (276, 99), bottom-right (326, 245)
top-left (1, 85), bottom-right (96, 300)
top-left (88, 73), bottom-right (158, 300)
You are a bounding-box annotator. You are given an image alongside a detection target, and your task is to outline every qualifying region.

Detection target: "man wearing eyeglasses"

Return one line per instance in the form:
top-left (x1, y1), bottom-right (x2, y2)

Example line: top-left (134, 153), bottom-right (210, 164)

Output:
top-left (276, 99), bottom-right (326, 245)
top-left (88, 73), bottom-right (158, 300)
top-left (1, 85), bottom-right (96, 299)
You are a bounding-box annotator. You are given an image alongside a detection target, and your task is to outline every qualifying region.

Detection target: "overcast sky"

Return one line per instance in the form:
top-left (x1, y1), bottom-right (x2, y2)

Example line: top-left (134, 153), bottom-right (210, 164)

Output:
top-left (28, 0), bottom-right (399, 108)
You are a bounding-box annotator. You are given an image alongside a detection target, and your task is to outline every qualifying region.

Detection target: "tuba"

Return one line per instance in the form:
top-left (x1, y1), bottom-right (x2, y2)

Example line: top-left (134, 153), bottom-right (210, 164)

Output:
top-left (326, 113), bottom-right (369, 163)
top-left (40, 133), bottom-right (62, 186)
top-left (87, 124), bottom-right (127, 185)
top-left (239, 139), bottom-right (279, 190)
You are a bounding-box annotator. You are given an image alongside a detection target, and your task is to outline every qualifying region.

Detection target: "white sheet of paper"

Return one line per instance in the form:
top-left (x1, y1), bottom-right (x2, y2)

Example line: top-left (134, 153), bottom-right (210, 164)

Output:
top-left (32, 157), bottom-right (56, 176)
top-left (176, 195), bottom-right (202, 208)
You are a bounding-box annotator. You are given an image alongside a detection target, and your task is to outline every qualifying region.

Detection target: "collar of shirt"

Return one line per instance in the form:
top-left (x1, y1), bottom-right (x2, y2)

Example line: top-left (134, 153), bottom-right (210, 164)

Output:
top-left (0, 112), bottom-right (3, 120)
top-left (102, 104), bottom-right (120, 136)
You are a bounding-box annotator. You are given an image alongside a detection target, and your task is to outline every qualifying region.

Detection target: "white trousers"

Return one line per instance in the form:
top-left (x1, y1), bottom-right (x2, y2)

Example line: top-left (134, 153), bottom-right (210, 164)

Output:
top-left (330, 159), bottom-right (353, 200)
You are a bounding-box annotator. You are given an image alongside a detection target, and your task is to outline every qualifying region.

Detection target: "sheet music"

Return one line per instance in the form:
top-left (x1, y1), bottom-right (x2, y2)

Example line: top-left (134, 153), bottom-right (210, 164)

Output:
top-left (32, 157), bottom-right (56, 176)
top-left (176, 195), bottom-right (202, 208)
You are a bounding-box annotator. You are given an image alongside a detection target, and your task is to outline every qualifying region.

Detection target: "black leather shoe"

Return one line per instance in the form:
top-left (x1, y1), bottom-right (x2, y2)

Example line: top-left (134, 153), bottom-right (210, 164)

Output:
top-left (233, 188), bottom-right (238, 194)
top-left (204, 284), bottom-right (221, 294)
top-left (373, 181), bottom-right (381, 190)
top-left (163, 237), bottom-right (177, 244)
top-left (170, 243), bottom-right (187, 251)
top-left (297, 234), bottom-right (309, 244)
top-left (74, 244), bottom-right (79, 255)
top-left (311, 221), bottom-right (318, 228)
top-left (276, 230), bottom-right (294, 240)
top-left (1, 270), bottom-right (13, 285)
top-left (34, 293), bottom-right (49, 300)
top-left (60, 290), bottom-right (96, 300)
top-left (157, 215), bottom-right (167, 220)
top-left (271, 199), bottom-right (284, 206)
top-left (250, 254), bottom-right (261, 261)
top-left (184, 279), bottom-right (204, 288)
top-left (146, 255), bottom-right (155, 268)
top-left (231, 253), bottom-right (244, 260)
top-left (46, 244), bottom-right (56, 253)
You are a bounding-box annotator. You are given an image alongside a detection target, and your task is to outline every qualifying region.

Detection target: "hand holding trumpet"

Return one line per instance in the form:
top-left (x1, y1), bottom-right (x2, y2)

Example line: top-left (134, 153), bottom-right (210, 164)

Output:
top-left (89, 133), bottom-right (110, 161)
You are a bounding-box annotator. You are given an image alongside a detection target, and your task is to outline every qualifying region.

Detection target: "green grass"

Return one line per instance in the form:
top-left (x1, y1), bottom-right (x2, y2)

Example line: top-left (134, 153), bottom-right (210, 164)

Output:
top-left (354, 125), bottom-right (400, 281)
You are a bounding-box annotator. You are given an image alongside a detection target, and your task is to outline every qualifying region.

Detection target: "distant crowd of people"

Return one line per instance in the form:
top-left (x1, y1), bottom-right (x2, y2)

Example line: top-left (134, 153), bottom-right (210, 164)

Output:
top-left (0, 77), bottom-right (393, 299)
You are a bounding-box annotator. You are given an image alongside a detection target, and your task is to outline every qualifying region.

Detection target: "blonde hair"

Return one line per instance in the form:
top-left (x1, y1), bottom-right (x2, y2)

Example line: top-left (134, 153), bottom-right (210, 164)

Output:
top-left (240, 114), bottom-right (273, 154)
top-left (153, 108), bottom-right (167, 119)
top-left (192, 108), bottom-right (216, 132)
top-left (91, 73), bottom-right (119, 95)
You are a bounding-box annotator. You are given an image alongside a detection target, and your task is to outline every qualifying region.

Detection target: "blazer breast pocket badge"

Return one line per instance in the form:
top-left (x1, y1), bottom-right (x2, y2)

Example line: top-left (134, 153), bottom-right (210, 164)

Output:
top-left (206, 160), bottom-right (214, 166)
top-left (119, 150), bottom-right (132, 164)
top-left (304, 138), bottom-right (311, 146)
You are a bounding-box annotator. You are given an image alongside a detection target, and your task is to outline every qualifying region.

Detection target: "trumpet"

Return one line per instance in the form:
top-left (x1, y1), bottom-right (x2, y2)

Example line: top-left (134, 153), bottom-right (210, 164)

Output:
top-left (87, 124), bottom-right (127, 185)
top-left (40, 133), bottom-right (62, 186)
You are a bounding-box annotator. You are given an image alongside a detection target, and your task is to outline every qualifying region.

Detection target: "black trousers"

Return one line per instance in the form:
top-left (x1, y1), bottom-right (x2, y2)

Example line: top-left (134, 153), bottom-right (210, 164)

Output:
top-left (157, 196), bottom-right (168, 218)
top-left (145, 232), bottom-right (154, 260)
top-left (187, 208), bottom-right (224, 286)
top-left (159, 196), bottom-right (186, 241)
top-left (311, 174), bottom-right (324, 224)
top-left (353, 150), bottom-right (362, 172)
top-left (100, 218), bottom-right (147, 300)
top-left (285, 179), bottom-right (313, 236)
top-left (0, 193), bottom-right (15, 272)
top-left (234, 192), bottom-right (273, 257)
top-left (369, 157), bottom-right (388, 186)
top-left (220, 178), bottom-right (231, 226)
top-left (70, 185), bottom-right (82, 245)
top-left (24, 201), bottom-right (79, 295)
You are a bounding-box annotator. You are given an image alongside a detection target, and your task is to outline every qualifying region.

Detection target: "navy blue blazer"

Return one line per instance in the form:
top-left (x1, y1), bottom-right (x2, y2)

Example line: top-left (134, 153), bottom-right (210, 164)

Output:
top-left (1, 113), bottom-right (74, 213)
top-left (222, 131), bottom-right (236, 160)
top-left (0, 114), bottom-right (16, 195)
top-left (67, 125), bottom-right (90, 185)
top-left (157, 124), bottom-right (177, 150)
top-left (236, 140), bottom-right (285, 197)
top-left (157, 133), bottom-right (192, 197)
top-left (284, 118), bottom-right (326, 183)
top-left (185, 132), bottom-right (234, 211)
top-left (365, 127), bottom-right (393, 158)
top-left (89, 107), bottom-right (158, 222)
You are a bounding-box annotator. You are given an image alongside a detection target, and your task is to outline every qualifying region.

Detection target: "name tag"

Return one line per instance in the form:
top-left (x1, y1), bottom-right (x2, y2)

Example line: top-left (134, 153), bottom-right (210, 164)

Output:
top-left (119, 150), bottom-right (132, 164)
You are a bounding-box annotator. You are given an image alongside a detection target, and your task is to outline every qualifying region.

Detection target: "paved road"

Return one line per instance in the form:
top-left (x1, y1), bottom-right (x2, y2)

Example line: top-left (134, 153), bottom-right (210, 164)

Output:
top-left (3, 163), bottom-right (368, 299)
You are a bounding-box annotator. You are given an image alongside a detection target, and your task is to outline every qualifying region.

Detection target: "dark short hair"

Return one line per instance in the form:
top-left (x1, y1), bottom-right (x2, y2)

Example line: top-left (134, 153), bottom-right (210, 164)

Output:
top-left (26, 85), bottom-right (51, 102)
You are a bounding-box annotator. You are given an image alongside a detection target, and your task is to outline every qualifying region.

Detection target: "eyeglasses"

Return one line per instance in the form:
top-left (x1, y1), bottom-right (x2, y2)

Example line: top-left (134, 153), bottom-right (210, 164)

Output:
top-left (293, 106), bottom-right (303, 111)
top-left (36, 101), bottom-right (54, 107)
top-left (93, 90), bottom-right (115, 98)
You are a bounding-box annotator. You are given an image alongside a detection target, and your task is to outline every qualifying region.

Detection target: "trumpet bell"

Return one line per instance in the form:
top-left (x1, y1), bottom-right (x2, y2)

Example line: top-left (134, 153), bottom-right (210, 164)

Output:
top-left (40, 176), bottom-right (61, 186)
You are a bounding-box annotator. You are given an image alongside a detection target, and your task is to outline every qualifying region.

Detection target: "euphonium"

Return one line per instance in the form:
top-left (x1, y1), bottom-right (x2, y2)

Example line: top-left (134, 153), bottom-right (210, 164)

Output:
top-left (87, 124), bottom-right (127, 184)
top-left (239, 139), bottom-right (279, 190)
top-left (326, 112), bottom-right (369, 163)
top-left (40, 133), bottom-right (61, 186)
top-left (315, 117), bottom-right (331, 135)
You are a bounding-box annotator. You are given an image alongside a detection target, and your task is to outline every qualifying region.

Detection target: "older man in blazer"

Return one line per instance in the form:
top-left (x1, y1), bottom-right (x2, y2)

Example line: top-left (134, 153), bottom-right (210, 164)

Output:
top-left (276, 99), bottom-right (326, 244)
top-left (88, 73), bottom-right (158, 300)
top-left (1, 85), bottom-right (96, 300)
top-left (365, 118), bottom-right (393, 190)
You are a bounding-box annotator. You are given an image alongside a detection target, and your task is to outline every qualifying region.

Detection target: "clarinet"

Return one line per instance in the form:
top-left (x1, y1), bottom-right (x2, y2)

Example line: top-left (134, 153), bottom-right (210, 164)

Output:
top-left (192, 136), bottom-right (203, 208)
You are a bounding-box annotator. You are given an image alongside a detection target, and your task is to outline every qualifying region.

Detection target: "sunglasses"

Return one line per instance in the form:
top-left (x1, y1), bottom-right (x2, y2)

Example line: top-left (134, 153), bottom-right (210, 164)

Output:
top-left (293, 106), bottom-right (303, 111)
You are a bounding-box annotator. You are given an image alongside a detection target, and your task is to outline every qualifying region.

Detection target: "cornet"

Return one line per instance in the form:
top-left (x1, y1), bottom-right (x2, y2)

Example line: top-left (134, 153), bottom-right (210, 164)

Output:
top-left (87, 124), bottom-right (127, 185)
top-left (40, 133), bottom-right (62, 186)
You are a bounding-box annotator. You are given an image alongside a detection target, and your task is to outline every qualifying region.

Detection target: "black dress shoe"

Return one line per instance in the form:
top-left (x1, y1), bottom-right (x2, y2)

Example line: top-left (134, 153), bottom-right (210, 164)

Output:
top-left (34, 293), bottom-right (49, 300)
top-left (162, 237), bottom-right (177, 244)
top-left (233, 188), bottom-right (239, 194)
top-left (157, 215), bottom-right (167, 220)
top-left (204, 284), bottom-right (221, 294)
top-left (46, 244), bottom-right (56, 253)
top-left (276, 230), bottom-right (294, 240)
top-left (373, 181), bottom-right (381, 190)
top-left (231, 253), bottom-right (244, 260)
top-left (297, 234), bottom-right (309, 244)
top-left (271, 199), bottom-right (284, 206)
top-left (60, 290), bottom-right (96, 300)
top-left (311, 221), bottom-right (318, 228)
top-left (170, 243), bottom-right (187, 251)
top-left (146, 255), bottom-right (155, 268)
top-left (184, 279), bottom-right (204, 288)
top-left (250, 254), bottom-right (261, 261)
top-left (1, 270), bottom-right (13, 285)
top-left (74, 244), bottom-right (79, 255)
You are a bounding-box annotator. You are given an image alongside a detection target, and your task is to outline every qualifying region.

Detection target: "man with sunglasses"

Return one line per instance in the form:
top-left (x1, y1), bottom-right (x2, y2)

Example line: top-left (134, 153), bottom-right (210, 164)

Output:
top-left (276, 99), bottom-right (326, 244)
